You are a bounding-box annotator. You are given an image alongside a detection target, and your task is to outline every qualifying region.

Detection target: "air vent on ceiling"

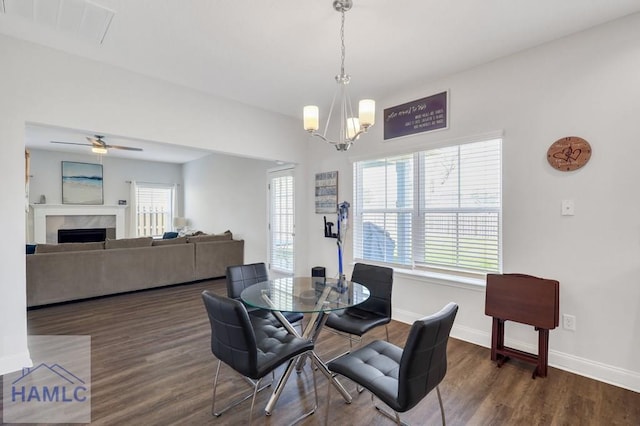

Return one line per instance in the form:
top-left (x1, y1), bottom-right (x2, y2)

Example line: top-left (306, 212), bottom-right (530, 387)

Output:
top-left (2, 0), bottom-right (115, 44)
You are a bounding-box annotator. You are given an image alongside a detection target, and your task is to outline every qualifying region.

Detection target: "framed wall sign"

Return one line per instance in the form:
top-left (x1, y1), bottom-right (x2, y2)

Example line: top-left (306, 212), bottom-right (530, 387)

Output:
top-left (62, 161), bottom-right (104, 205)
top-left (315, 171), bottom-right (338, 214)
top-left (384, 91), bottom-right (448, 140)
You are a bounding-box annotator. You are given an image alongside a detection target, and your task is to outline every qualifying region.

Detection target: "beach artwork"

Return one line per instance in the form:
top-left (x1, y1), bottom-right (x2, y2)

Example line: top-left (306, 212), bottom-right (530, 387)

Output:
top-left (62, 161), bottom-right (104, 205)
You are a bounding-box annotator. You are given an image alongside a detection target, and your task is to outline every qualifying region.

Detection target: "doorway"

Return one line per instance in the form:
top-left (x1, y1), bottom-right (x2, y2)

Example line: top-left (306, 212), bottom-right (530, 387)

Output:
top-left (268, 168), bottom-right (295, 275)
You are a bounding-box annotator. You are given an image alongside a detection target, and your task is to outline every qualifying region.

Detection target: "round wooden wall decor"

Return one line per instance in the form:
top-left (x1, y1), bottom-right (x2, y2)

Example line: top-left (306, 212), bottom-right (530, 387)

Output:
top-left (546, 136), bottom-right (592, 171)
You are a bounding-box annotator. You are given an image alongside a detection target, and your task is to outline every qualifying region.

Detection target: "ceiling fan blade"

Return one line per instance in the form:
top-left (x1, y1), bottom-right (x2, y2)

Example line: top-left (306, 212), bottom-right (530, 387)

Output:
top-left (105, 145), bottom-right (143, 151)
top-left (51, 141), bottom-right (93, 147)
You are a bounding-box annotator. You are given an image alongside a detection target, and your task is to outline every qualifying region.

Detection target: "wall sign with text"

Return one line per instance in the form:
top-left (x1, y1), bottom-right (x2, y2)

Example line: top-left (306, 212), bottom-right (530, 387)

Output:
top-left (383, 91), bottom-right (448, 140)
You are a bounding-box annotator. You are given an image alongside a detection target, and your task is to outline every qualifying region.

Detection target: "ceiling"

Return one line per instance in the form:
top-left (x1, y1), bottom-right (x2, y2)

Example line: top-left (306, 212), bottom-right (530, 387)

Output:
top-left (24, 123), bottom-right (214, 163)
top-left (4, 0), bottom-right (640, 161)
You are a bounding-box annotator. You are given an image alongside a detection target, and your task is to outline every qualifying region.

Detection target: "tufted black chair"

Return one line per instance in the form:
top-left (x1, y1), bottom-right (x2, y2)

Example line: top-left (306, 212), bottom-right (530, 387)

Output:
top-left (226, 262), bottom-right (304, 329)
top-left (202, 291), bottom-right (316, 424)
top-left (326, 302), bottom-right (458, 426)
top-left (325, 263), bottom-right (394, 349)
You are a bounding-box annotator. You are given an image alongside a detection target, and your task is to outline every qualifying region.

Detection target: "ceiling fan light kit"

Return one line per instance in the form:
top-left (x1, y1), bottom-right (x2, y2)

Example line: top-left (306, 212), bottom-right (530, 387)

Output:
top-left (91, 146), bottom-right (108, 154)
top-left (303, 0), bottom-right (375, 152)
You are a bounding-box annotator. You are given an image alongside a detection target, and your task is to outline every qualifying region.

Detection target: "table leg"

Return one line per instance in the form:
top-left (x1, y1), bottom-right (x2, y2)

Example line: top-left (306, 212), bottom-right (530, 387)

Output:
top-left (310, 350), bottom-right (352, 403)
top-left (296, 312), bottom-right (328, 371)
top-left (537, 328), bottom-right (549, 378)
top-left (491, 318), bottom-right (504, 362)
top-left (265, 356), bottom-right (299, 415)
top-left (265, 309), bottom-right (351, 415)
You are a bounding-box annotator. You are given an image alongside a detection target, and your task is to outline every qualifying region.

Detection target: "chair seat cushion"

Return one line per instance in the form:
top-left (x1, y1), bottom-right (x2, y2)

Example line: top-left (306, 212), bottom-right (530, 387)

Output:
top-left (325, 308), bottom-right (391, 336)
top-left (250, 315), bottom-right (313, 378)
top-left (328, 340), bottom-right (404, 412)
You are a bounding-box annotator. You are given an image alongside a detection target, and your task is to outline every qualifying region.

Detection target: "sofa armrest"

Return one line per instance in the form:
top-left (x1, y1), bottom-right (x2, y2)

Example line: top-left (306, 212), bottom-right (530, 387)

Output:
top-left (193, 239), bottom-right (244, 280)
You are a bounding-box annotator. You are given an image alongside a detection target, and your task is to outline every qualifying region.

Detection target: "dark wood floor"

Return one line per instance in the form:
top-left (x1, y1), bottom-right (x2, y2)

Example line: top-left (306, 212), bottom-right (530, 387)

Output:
top-left (3, 280), bottom-right (639, 425)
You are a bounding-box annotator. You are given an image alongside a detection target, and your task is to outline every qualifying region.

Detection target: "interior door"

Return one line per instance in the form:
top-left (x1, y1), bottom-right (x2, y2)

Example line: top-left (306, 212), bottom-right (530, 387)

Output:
top-left (268, 168), bottom-right (295, 275)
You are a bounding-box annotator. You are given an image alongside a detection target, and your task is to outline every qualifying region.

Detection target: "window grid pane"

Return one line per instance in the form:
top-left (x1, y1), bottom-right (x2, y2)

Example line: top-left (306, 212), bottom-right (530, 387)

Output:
top-left (354, 138), bottom-right (501, 274)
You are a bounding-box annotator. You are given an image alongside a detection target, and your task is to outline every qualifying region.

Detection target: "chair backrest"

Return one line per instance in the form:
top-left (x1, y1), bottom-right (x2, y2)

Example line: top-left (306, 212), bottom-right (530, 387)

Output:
top-left (201, 291), bottom-right (258, 378)
top-left (348, 263), bottom-right (393, 318)
top-left (226, 262), bottom-right (269, 300)
top-left (397, 302), bottom-right (458, 412)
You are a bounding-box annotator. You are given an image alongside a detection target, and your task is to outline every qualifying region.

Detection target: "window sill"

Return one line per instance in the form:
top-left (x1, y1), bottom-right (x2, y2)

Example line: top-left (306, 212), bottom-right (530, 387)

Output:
top-left (389, 266), bottom-right (486, 292)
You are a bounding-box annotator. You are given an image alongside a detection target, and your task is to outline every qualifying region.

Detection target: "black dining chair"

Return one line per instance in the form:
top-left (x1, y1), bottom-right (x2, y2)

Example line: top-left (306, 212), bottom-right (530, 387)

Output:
top-left (226, 262), bottom-right (304, 330)
top-left (326, 302), bottom-right (459, 426)
top-left (201, 291), bottom-right (317, 424)
top-left (324, 263), bottom-right (394, 349)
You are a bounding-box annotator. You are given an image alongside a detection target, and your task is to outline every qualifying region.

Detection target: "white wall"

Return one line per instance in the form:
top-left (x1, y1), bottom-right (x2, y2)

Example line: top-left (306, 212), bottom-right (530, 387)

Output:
top-left (183, 153), bottom-right (272, 264)
top-left (302, 14), bottom-right (640, 391)
top-left (0, 34), bottom-right (304, 375)
top-left (27, 149), bottom-right (184, 240)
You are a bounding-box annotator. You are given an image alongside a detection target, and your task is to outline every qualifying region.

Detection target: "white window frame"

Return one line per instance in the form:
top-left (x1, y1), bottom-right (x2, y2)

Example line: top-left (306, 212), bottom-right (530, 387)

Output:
top-left (133, 182), bottom-right (177, 238)
top-left (353, 136), bottom-right (502, 277)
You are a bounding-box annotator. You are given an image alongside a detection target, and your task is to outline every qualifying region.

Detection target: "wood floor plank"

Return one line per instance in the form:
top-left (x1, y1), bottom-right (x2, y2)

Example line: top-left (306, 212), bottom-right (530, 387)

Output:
top-left (1, 279), bottom-right (637, 425)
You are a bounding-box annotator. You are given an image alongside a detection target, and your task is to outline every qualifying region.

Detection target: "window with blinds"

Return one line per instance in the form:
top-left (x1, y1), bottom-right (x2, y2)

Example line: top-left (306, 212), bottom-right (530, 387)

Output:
top-left (135, 184), bottom-right (175, 237)
top-left (353, 138), bottom-right (501, 274)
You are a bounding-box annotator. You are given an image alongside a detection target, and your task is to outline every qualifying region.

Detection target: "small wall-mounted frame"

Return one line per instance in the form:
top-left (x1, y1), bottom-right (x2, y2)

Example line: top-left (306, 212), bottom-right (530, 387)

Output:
top-left (315, 171), bottom-right (338, 214)
top-left (62, 161), bottom-right (104, 205)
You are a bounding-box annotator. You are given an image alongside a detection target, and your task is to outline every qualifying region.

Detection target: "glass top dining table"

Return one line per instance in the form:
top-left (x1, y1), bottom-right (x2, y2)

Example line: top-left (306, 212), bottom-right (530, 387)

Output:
top-left (241, 276), bottom-right (370, 314)
top-left (240, 276), bottom-right (370, 415)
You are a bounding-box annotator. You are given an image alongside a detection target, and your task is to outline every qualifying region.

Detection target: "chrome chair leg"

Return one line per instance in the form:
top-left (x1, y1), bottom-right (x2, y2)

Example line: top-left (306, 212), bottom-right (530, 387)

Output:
top-left (248, 377), bottom-right (262, 425)
top-left (372, 393), bottom-right (409, 426)
top-left (385, 324), bottom-right (389, 342)
top-left (436, 386), bottom-right (446, 426)
top-left (211, 360), bottom-right (271, 418)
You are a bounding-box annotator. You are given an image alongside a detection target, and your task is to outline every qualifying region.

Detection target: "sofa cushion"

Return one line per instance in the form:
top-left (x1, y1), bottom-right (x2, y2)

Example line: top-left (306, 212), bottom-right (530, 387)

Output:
top-left (35, 242), bottom-right (105, 253)
top-left (152, 236), bottom-right (188, 246)
top-left (105, 237), bottom-right (153, 249)
top-left (187, 231), bottom-right (233, 243)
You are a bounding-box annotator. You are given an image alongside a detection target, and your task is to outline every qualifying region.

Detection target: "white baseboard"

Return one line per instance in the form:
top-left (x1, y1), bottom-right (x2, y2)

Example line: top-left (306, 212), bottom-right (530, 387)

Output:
top-left (393, 308), bottom-right (640, 393)
top-left (0, 351), bottom-right (32, 376)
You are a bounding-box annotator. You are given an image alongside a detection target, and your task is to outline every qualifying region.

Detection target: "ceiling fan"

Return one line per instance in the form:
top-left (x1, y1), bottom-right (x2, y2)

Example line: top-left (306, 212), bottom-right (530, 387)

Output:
top-left (50, 135), bottom-right (143, 154)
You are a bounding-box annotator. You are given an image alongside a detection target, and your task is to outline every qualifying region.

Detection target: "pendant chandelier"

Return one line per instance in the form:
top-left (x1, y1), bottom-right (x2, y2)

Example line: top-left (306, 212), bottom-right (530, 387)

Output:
top-left (303, 0), bottom-right (375, 152)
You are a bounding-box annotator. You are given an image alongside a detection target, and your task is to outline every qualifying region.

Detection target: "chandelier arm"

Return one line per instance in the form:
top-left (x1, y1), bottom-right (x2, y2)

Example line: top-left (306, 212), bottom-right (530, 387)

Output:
top-left (322, 85), bottom-right (340, 138)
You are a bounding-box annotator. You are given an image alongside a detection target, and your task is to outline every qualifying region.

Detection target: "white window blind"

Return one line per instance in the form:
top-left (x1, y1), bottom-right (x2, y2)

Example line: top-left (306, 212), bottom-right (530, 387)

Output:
top-left (135, 183), bottom-right (175, 237)
top-left (354, 138), bottom-right (502, 274)
top-left (270, 172), bottom-right (295, 273)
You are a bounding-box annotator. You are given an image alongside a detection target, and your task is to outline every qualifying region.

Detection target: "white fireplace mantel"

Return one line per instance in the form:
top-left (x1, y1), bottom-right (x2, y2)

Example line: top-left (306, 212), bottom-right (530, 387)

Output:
top-left (31, 204), bottom-right (127, 243)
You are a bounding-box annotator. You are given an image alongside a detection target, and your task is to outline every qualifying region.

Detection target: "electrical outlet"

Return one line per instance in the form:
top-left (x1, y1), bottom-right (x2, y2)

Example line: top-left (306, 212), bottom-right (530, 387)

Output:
top-left (563, 314), bottom-right (576, 331)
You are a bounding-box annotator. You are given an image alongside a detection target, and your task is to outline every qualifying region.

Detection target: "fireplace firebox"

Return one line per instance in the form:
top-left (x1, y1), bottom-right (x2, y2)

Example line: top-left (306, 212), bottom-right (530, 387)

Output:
top-left (58, 228), bottom-right (107, 243)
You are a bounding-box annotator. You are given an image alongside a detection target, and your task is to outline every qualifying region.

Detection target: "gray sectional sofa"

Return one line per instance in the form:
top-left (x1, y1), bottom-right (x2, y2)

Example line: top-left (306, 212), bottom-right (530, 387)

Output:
top-left (26, 232), bottom-right (244, 307)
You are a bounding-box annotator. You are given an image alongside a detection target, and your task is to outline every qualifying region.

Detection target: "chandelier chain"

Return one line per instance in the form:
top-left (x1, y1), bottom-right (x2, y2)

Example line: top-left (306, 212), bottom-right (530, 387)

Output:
top-left (340, 9), bottom-right (346, 77)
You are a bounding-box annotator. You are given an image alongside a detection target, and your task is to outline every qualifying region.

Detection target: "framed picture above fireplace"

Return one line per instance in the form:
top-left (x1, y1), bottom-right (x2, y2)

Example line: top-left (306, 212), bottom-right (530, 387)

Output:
top-left (62, 161), bottom-right (104, 205)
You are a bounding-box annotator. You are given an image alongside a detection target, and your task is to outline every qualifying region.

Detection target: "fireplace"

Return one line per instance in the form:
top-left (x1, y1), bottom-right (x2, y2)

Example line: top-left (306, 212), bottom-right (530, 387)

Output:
top-left (58, 228), bottom-right (107, 243)
top-left (31, 204), bottom-right (127, 244)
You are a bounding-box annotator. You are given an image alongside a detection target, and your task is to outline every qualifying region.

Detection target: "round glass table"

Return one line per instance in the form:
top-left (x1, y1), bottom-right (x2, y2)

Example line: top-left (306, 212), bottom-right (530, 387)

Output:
top-left (241, 276), bottom-right (370, 414)
top-left (241, 276), bottom-right (370, 314)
